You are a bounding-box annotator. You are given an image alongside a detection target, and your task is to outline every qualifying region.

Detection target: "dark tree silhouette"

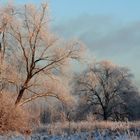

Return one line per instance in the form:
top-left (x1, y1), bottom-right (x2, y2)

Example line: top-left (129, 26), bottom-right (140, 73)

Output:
top-left (74, 61), bottom-right (137, 121)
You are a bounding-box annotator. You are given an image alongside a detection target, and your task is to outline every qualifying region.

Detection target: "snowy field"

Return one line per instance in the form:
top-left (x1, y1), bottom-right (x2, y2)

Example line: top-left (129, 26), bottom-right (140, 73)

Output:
top-left (0, 121), bottom-right (139, 140)
top-left (0, 129), bottom-right (139, 140)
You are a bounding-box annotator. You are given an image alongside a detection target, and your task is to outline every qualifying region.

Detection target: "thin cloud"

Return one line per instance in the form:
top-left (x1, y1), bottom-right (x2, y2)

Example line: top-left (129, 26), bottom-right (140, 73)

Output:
top-left (52, 14), bottom-right (140, 84)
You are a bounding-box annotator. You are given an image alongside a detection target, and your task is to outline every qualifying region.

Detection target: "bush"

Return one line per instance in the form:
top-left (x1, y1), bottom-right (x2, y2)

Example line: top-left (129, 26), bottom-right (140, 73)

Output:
top-left (0, 93), bottom-right (30, 134)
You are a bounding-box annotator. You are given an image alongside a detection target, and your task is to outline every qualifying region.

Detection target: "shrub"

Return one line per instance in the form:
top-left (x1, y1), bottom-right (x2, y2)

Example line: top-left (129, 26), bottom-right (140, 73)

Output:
top-left (0, 93), bottom-right (30, 134)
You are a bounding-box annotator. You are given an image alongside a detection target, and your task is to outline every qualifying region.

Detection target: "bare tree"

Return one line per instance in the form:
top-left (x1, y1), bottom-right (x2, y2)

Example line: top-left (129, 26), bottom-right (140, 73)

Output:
top-left (74, 61), bottom-right (136, 121)
top-left (0, 3), bottom-right (83, 106)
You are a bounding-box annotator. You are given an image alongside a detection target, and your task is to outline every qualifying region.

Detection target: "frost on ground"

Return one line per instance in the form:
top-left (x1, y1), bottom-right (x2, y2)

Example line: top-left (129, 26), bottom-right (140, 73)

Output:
top-left (0, 129), bottom-right (139, 140)
top-left (0, 121), bottom-right (139, 140)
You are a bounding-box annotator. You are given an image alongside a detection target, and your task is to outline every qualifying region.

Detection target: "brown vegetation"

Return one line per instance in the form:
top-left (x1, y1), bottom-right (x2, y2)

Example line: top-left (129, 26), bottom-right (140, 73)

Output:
top-left (35, 119), bottom-right (140, 135)
top-left (0, 93), bottom-right (29, 134)
top-left (0, 2), bottom-right (82, 134)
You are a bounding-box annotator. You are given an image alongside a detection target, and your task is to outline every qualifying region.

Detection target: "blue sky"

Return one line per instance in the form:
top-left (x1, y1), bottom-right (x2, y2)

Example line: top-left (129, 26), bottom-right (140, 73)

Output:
top-left (2, 0), bottom-right (140, 22)
top-left (9, 0), bottom-right (140, 22)
top-left (1, 0), bottom-right (140, 84)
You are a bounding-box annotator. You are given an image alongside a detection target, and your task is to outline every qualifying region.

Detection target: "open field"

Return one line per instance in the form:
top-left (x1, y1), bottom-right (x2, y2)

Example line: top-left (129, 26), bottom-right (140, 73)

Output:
top-left (39, 121), bottom-right (140, 134)
top-left (1, 121), bottom-right (140, 140)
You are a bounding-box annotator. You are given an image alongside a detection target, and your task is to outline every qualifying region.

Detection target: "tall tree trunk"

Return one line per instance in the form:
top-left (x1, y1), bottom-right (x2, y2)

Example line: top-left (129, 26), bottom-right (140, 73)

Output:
top-left (103, 114), bottom-right (107, 120)
top-left (15, 87), bottom-right (26, 105)
top-left (103, 108), bottom-right (108, 120)
top-left (15, 77), bottom-right (31, 106)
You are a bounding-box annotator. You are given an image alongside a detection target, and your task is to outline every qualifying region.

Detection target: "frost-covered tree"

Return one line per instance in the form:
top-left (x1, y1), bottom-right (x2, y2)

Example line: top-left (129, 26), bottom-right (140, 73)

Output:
top-left (0, 3), bottom-right (83, 106)
top-left (74, 61), bottom-right (138, 121)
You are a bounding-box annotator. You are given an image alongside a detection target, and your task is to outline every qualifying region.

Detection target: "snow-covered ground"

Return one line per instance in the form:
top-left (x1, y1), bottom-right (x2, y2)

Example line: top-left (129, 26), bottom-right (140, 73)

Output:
top-left (0, 130), bottom-right (139, 140)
